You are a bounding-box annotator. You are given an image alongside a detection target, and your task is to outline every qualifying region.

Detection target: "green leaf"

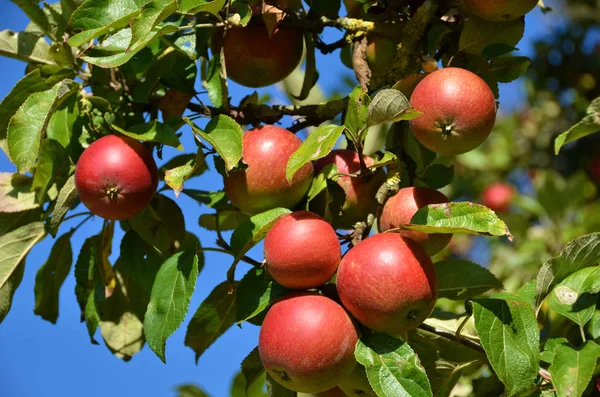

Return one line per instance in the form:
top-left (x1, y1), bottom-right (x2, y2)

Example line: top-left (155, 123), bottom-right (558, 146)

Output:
top-left (426, 24), bottom-right (453, 55)
top-left (0, 67), bottom-right (74, 157)
top-left (468, 293), bottom-right (540, 395)
top-left (344, 86), bottom-right (371, 143)
top-left (291, 31), bottom-right (319, 102)
top-left (49, 42), bottom-right (76, 67)
top-left (31, 139), bottom-right (70, 202)
top-left (266, 373), bottom-right (297, 397)
top-left (206, 51), bottom-right (229, 108)
top-left (549, 342), bottom-right (600, 397)
top-left (68, 0), bottom-right (147, 47)
top-left (355, 333), bottom-right (433, 397)
top-left (8, 79), bottom-right (77, 173)
top-left (198, 211), bottom-right (250, 231)
top-left (535, 233), bottom-right (600, 309)
top-left (395, 202), bottom-right (512, 239)
top-left (434, 259), bottom-right (503, 300)
top-left (241, 346), bottom-right (266, 395)
top-left (459, 16), bottom-right (525, 55)
top-left (366, 89), bottom-right (421, 127)
top-left (144, 250), bottom-right (199, 362)
top-left (547, 266), bottom-right (600, 327)
top-left (183, 189), bottom-right (227, 209)
top-left (482, 43), bottom-right (518, 60)
top-left (554, 97), bottom-right (600, 154)
top-left (0, 222), bottom-right (45, 291)
top-left (236, 268), bottom-right (290, 323)
top-left (118, 230), bottom-right (162, 294)
top-left (540, 337), bottom-right (568, 364)
top-left (185, 115), bottom-right (243, 172)
top-left (84, 285), bottom-right (102, 344)
top-left (33, 231), bottom-right (73, 323)
top-left (49, 175), bottom-right (78, 237)
top-left (487, 56), bottom-right (531, 83)
top-left (112, 121), bottom-right (183, 150)
top-left (286, 124), bottom-right (343, 182)
top-left (0, 255), bottom-right (25, 324)
top-left (0, 30), bottom-right (56, 65)
top-left (165, 151), bottom-right (206, 197)
top-left (176, 384), bottom-right (210, 397)
top-left (0, 209), bottom-right (43, 236)
top-left (130, 0), bottom-right (177, 51)
top-left (178, 0), bottom-right (227, 14)
top-left (306, 0), bottom-right (340, 18)
top-left (185, 281), bottom-right (237, 362)
top-left (422, 164), bottom-right (454, 189)
top-left (11, 0), bottom-right (52, 38)
top-left (0, 173), bottom-right (39, 213)
top-left (74, 235), bottom-right (100, 316)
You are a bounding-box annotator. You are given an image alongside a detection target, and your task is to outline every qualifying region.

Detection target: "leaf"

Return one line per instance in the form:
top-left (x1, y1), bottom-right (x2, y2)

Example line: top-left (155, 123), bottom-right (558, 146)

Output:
top-left (206, 49), bottom-right (228, 108)
top-left (165, 151), bottom-right (206, 197)
top-left (482, 43), bottom-right (518, 60)
top-left (0, 209), bottom-right (43, 237)
top-left (84, 285), bottom-right (102, 344)
top-left (0, 173), bottom-right (39, 213)
top-left (8, 79), bottom-right (77, 173)
top-left (112, 120), bottom-right (183, 150)
top-left (0, 30), bottom-right (56, 65)
top-left (176, 384), bottom-right (210, 397)
top-left (547, 266), bottom-right (600, 327)
top-left (549, 342), bottom-right (600, 397)
top-left (236, 268), bottom-right (290, 323)
top-left (535, 233), bottom-right (600, 310)
top-left (266, 373), bottom-right (297, 397)
top-left (554, 97), bottom-right (600, 154)
top-left (97, 220), bottom-right (116, 293)
top-left (144, 249), bottom-right (199, 362)
top-left (198, 211), bottom-right (250, 231)
top-left (178, 0), bottom-right (227, 14)
top-left (459, 16), bottom-right (525, 55)
top-left (185, 116), bottom-right (243, 172)
top-left (487, 56), bottom-right (531, 83)
top-left (74, 235), bottom-right (100, 316)
top-left (0, 222), bottom-right (45, 290)
top-left (540, 337), bottom-right (568, 364)
top-left (49, 42), bottom-right (76, 66)
top-left (49, 175), bottom-right (78, 237)
top-left (285, 124), bottom-right (343, 182)
top-left (184, 281), bottom-right (237, 362)
top-left (11, 0), bottom-right (52, 38)
top-left (355, 333), bottom-right (433, 397)
top-left (33, 231), bottom-right (73, 323)
top-left (130, 0), bottom-right (177, 51)
top-left (31, 138), bottom-right (70, 202)
top-left (366, 89), bottom-right (421, 127)
top-left (422, 164), bottom-right (454, 190)
top-left (242, 346), bottom-right (266, 395)
top-left (291, 31), bottom-right (319, 101)
top-left (183, 189), bottom-right (227, 209)
top-left (118, 230), bottom-right (162, 294)
top-left (435, 259), bottom-right (503, 300)
top-left (468, 293), bottom-right (540, 396)
top-left (68, 0), bottom-right (147, 46)
top-left (394, 202), bottom-right (512, 239)
top-left (0, 256), bottom-right (25, 324)
top-left (344, 86), bottom-right (371, 143)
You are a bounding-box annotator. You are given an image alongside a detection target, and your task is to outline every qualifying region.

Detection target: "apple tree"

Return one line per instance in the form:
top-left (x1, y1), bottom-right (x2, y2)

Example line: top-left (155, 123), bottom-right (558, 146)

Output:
top-left (1, 0), bottom-right (599, 396)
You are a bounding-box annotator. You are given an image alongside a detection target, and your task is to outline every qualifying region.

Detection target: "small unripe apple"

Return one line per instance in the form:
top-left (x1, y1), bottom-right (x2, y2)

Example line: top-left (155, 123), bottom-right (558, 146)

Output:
top-left (224, 125), bottom-right (313, 215)
top-left (366, 34), bottom-right (396, 74)
top-left (264, 211), bottom-right (341, 289)
top-left (336, 233), bottom-right (437, 333)
top-left (339, 365), bottom-right (376, 396)
top-left (75, 135), bottom-right (158, 220)
top-left (343, 0), bottom-right (363, 17)
top-left (409, 67), bottom-right (497, 155)
top-left (394, 73), bottom-right (426, 99)
top-left (481, 182), bottom-right (515, 213)
top-left (215, 18), bottom-right (303, 87)
top-left (378, 187), bottom-right (452, 256)
top-left (259, 293), bottom-right (359, 393)
top-left (314, 150), bottom-right (386, 229)
top-left (299, 387), bottom-right (347, 397)
top-left (462, 0), bottom-right (538, 22)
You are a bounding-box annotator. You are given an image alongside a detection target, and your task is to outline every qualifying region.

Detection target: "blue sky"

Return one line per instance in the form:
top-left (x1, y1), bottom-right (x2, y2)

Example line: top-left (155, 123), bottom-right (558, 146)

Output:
top-left (0, 3), bottom-right (554, 396)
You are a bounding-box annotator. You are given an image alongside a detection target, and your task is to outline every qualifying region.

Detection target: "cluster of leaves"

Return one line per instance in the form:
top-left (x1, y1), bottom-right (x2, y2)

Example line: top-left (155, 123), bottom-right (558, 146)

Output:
top-left (1, 0), bottom-right (600, 396)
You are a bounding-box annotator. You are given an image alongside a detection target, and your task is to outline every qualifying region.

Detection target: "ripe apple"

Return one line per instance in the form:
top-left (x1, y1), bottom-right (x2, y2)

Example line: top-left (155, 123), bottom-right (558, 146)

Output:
top-left (462, 0), bottom-right (538, 22)
top-left (314, 150), bottom-right (386, 229)
top-left (339, 365), bottom-right (376, 397)
top-left (215, 18), bottom-right (303, 88)
top-left (366, 34), bottom-right (396, 74)
top-left (409, 67), bottom-right (497, 155)
top-left (259, 293), bottom-right (359, 393)
top-left (224, 125), bottom-right (313, 215)
top-left (481, 182), bottom-right (515, 213)
top-left (75, 134), bottom-right (158, 220)
top-left (264, 211), bottom-right (341, 289)
top-left (378, 187), bottom-right (452, 256)
top-left (336, 233), bottom-right (438, 333)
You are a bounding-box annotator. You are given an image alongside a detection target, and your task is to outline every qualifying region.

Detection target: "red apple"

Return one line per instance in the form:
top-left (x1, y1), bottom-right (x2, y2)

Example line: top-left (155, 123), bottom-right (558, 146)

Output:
top-left (339, 365), bottom-right (376, 396)
top-left (264, 211), bottom-right (341, 289)
top-left (409, 67), bottom-right (497, 155)
top-left (336, 233), bottom-right (438, 333)
top-left (481, 182), bottom-right (515, 213)
top-left (314, 150), bottom-right (386, 229)
top-left (224, 125), bottom-right (313, 215)
top-left (259, 293), bottom-right (359, 393)
top-left (75, 135), bottom-right (158, 220)
top-left (462, 0), bottom-right (538, 22)
top-left (590, 157), bottom-right (600, 184)
top-left (378, 187), bottom-right (452, 255)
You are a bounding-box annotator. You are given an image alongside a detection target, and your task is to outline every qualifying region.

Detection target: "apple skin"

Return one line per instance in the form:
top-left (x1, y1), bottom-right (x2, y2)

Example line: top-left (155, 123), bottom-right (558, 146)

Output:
top-left (75, 134), bottom-right (158, 221)
top-left (224, 125), bottom-right (313, 215)
top-left (336, 233), bottom-right (438, 333)
top-left (217, 18), bottom-right (303, 88)
top-left (264, 211), bottom-right (341, 289)
top-left (259, 293), bottom-right (359, 393)
top-left (481, 182), bottom-right (515, 213)
top-left (314, 150), bottom-right (386, 229)
top-left (366, 34), bottom-right (396, 74)
top-left (339, 365), bottom-right (376, 397)
top-left (299, 387), bottom-right (348, 397)
top-left (462, 0), bottom-right (538, 22)
top-left (378, 187), bottom-right (452, 256)
top-left (409, 67), bottom-right (497, 156)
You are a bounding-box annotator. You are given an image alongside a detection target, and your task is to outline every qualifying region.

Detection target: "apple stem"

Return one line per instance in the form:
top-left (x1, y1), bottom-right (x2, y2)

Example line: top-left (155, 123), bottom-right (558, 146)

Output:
top-left (106, 187), bottom-right (119, 200)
